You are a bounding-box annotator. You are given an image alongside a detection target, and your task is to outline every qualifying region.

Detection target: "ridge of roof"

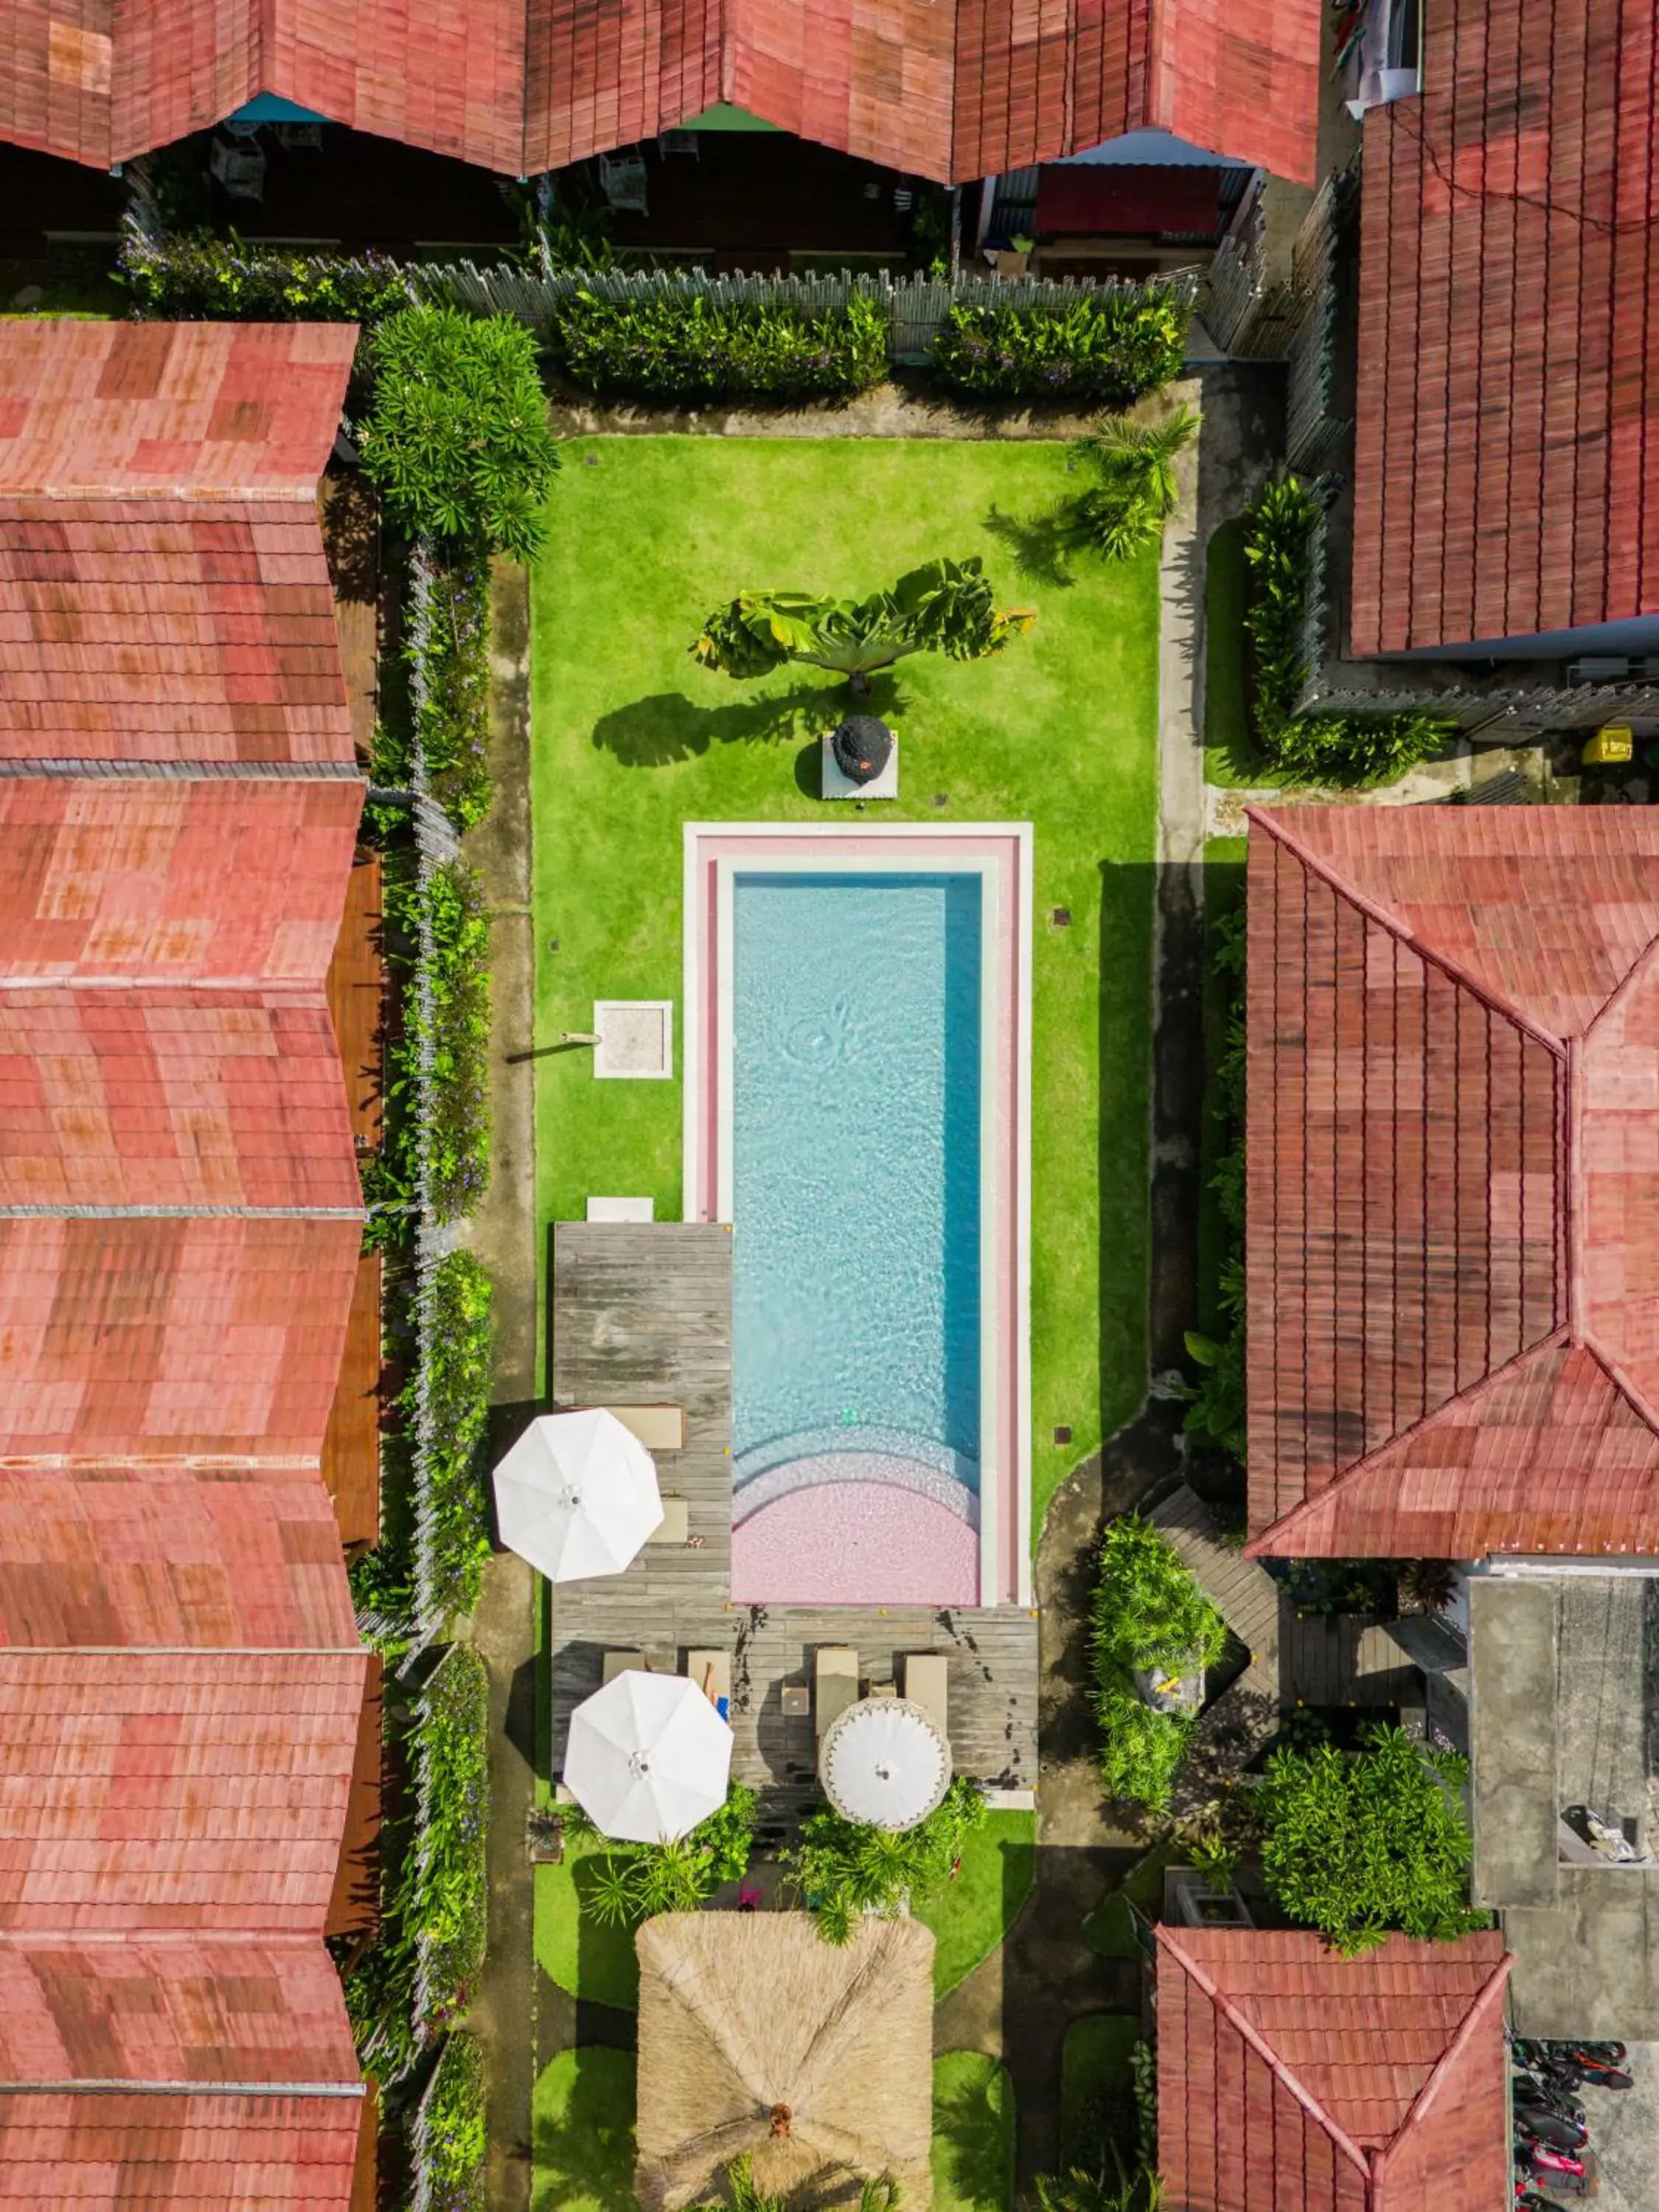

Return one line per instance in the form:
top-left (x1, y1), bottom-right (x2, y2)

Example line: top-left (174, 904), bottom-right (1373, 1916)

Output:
top-left (1245, 1331), bottom-right (1569, 1558)
top-left (1242, 803), bottom-right (1568, 1055)
top-left (1152, 1927), bottom-right (1372, 2182)
top-left (1368, 1951), bottom-right (1512, 2207)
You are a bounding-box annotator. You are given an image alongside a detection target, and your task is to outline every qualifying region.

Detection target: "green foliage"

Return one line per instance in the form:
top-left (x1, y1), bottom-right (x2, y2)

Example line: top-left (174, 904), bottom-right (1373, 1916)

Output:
top-left (550, 291), bottom-right (888, 403)
top-left (403, 1646), bottom-right (492, 2031)
top-left (1242, 476), bottom-right (1451, 784)
top-left (787, 1779), bottom-right (988, 1945)
top-left (1281, 1557), bottom-right (1397, 1619)
top-left (692, 557), bottom-right (1034, 692)
top-left (420, 2031), bottom-right (487, 2212)
top-left (380, 858), bottom-right (493, 1225)
top-left (931, 286), bottom-right (1189, 406)
top-left (703, 2154), bottom-right (902, 2212)
top-left (1034, 2162), bottom-right (1162, 2212)
top-left (420, 1252), bottom-right (497, 1619)
top-left (1256, 1722), bottom-right (1487, 1954)
top-left (116, 219), bottom-right (412, 324)
top-left (571, 1784), bottom-right (759, 1930)
top-left (414, 554), bottom-right (493, 830)
top-left (1088, 1515), bottom-right (1227, 1810)
top-left (1184, 907), bottom-right (1245, 1462)
top-left (361, 307), bottom-right (560, 561)
top-left (1069, 407), bottom-right (1199, 561)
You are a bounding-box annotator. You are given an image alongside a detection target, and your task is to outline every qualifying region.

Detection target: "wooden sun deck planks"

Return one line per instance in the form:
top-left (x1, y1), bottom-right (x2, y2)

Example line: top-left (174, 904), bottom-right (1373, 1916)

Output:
top-left (547, 1222), bottom-right (1038, 1812)
top-left (1148, 1483), bottom-right (1280, 1665)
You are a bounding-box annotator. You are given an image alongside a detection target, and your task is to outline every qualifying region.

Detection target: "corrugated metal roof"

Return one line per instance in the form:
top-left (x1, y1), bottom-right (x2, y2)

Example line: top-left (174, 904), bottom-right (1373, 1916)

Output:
top-left (1156, 1928), bottom-right (1512, 2212)
top-left (1246, 805), bottom-right (1659, 1559)
top-left (1351, 0), bottom-right (1659, 653)
top-left (0, 0), bottom-right (1319, 184)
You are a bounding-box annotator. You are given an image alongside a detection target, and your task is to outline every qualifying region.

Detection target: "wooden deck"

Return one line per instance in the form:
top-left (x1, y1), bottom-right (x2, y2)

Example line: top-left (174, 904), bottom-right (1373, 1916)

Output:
top-left (327, 1652), bottom-right (384, 1941)
top-left (547, 1222), bottom-right (1038, 1819)
top-left (326, 849), bottom-right (386, 1151)
top-left (1148, 1483), bottom-right (1280, 1666)
top-left (1284, 1612), bottom-right (1422, 1708)
top-left (322, 1251), bottom-right (383, 1555)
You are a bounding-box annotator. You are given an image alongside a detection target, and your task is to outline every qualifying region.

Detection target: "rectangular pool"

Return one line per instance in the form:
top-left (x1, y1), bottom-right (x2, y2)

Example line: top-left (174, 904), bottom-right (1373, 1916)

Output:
top-left (684, 827), bottom-right (1032, 1607)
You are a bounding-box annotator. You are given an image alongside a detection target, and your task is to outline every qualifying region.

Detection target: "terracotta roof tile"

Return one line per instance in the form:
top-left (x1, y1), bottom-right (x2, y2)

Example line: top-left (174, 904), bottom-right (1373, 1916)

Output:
top-left (1156, 1928), bottom-right (1512, 2212)
top-left (0, 1935), bottom-right (357, 2086)
top-left (0, 2088), bottom-right (361, 2208)
top-left (0, 1214), bottom-right (363, 1461)
top-left (2, 1), bottom-right (1317, 183)
top-left (1247, 805), bottom-right (1659, 1558)
top-left (0, 780), bottom-right (360, 979)
top-left (0, 1467), bottom-right (358, 1651)
top-left (0, 1652), bottom-right (366, 1935)
top-left (1351, 0), bottom-right (1659, 653)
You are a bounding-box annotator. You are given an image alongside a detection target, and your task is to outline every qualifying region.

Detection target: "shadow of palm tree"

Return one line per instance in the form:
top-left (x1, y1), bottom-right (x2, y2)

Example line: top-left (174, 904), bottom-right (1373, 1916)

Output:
top-left (932, 2053), bottom-right (1015, 2212)
top-left (592, 672), bottom-right (910, 767)
top-left (533, 2046), bottom-right (637, 2212)
top-left (984, 501), bottom-right (1085, 591)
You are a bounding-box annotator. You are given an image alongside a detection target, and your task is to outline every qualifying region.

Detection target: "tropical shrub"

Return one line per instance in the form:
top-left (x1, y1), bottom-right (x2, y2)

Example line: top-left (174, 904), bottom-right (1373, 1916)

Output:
top-left (1183, 906), bottom-right (1246, 1463)
top-left (421, 1252), bottom-right (497, 1619)
top-left (379, 858), bottom-right (492, 1225)
top-left (416, 2031), bottom-right (487, 2212)
top-left (1256, 1722), bottom-right (1486, 1954)
top-left (1088, 1516), bottom-right (1228, 1811)
top-left (116, 219), bottom-right (413, 324)
top-left (1034, 2161), bottom-right (1163, 2212)
top-left (361, 307), bottom-right (560, 561)
top-left (1241, 476), bottom-right (1452, 783)
top-left (1070, 406), bottom-right (1199, 561)
top-left (549, 290), bottom-right (887, 403)
top-left (575, 1784), bottom-right (760, 1927)
top-left (692, 557), bottom-right (1033, 697)
top-left (413, 555), bottom-right (493, 831)
top-left (931, 285), bottom-right (1189, 406)
top-left (404, 1646), bottom-right (492, 2031)
top-left (711, 2153), bottom-right (902, 2212)
top-left (788, 1778), bottom-right (987, 1945)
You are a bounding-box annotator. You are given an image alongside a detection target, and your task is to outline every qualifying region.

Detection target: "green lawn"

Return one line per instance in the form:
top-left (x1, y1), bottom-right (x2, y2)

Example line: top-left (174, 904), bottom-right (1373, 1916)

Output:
top-left (532, 2047), bottom-right (637, 2212)
top-left (1060, 2014), bottom-right (1142, 2168)
top-left (915, 1811), bottom-right (1037, 1994)
top-left (933, 2053), bottom-right (1016, 2212)
top-left (530, 437), bottom-right (1161, 1534)
top-left (1083, 1841), bottom-right (1175, 1959)
top-left (534, 1842), bottom-right (641, 2012)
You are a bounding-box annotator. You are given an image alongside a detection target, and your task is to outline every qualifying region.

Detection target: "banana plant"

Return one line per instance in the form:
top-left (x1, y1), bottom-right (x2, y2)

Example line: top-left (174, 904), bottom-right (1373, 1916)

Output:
top-left (692, 556), bottom-right (1034, 697)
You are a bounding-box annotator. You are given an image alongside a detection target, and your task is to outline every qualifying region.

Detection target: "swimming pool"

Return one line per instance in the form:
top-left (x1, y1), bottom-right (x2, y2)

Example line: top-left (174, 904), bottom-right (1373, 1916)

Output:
top-left (684, 825), bottom-right (1032, 1607)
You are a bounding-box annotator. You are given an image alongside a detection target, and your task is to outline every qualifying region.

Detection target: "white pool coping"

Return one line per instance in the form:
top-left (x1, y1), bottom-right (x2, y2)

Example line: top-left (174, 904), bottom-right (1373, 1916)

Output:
top-left (682, 822), bottom-right (1033, 1607)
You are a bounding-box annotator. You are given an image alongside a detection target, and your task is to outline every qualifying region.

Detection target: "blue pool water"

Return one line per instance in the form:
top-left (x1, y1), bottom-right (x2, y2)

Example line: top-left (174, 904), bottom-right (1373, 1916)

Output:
top-left (730, 872), bottom-right (982, 1477)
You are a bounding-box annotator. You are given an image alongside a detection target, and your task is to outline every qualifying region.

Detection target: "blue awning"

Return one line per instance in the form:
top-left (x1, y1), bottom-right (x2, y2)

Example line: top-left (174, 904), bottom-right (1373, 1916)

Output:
top-left (226, 93), bottom-right (330, 125)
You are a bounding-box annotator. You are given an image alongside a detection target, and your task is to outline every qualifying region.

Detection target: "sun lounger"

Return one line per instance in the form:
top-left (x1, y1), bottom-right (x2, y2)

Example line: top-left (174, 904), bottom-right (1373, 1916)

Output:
top-left (602, 1403), bottom-right (685, 1452)
top-left (602, 1650), bottom-right (648, 1683)
top-left (686, 1649), bottom-right (731, 1722)
top-left (815, 1646), bottom-right (860, 1741)
top-left (646, 1495), bottom-right (690, 1545)
top-left (904, 1653), bottom-right (949, 1737)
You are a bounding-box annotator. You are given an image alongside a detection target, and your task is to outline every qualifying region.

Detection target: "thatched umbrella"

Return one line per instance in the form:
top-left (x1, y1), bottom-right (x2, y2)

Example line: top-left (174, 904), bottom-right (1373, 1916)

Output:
top-left (634, 1913), bottom-right (935, 2212)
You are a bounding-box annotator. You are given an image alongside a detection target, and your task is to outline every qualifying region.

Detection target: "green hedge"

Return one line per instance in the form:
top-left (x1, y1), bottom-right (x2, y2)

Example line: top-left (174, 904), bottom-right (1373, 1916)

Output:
top-left (931, 287), bottom-right (1189, 406)
top-left (372, 552), bottom-right (493, 833)
top-left (418, 2031), bottom-right (487, 2212)
top-left (1088, 1515), bottom-right (1227, 1811)
top-left (549, 290), bottom-right (888, 403)
top-left (1183, 907), bottom-right (1245, 1463)
top-left (116, 220), bottom-right (413, 324)
top-left (372, 858), bottom-right (491, 1228)
top-left (421, 1253), bottom-right (496, 1618)
top-left (408, 1645), bottom-right (491, 2034)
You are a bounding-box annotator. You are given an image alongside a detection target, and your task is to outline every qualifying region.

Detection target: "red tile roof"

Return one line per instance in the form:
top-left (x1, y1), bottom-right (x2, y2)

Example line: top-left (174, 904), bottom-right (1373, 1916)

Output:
top-left (0, 1652), bottom-right (366, 1935)
top-left (1246, 804), bottom-right (1659, 1559)
top-left (1156, 1927), bottom-right (1512, 2212)
top-left (1, 0), bottom-right (1318, 184)
top-left (1350, 0), bottom-right (1659, 653)
top-left (0, 1935), bottom-right (358, 2085)
top-left (0, 1467), bottom-right (359, 1651)
top-left (0, 1214), bottom-right (363, 1461)
top-left (0, 2089), bottom-right (362, 2208)
top-left (0, 781), bottom-right (359, 978)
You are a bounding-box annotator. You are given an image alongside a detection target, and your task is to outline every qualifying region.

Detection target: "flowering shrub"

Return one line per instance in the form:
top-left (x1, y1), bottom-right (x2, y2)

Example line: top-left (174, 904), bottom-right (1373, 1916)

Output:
top-left (406, 1645), bottom-right (491, 2033)
top-left (931, 286), bottom-right (1190, 406)
top-left (361, 307), bottom-right (560, 561)
top-left (415, 2032), bottom-right (487, 2212)
top-left (116, 219), bottom-right (412, 324)
top-left (550, 290), bottom-right (888, 402)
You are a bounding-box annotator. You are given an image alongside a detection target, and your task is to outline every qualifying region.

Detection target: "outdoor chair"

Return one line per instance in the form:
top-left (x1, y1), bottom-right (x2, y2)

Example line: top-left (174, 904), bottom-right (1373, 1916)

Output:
top-left (603, 1403), bottom-right (684, 1451)
top-left (815, 1646), bottom-right (860, 1742)
top-left (602, 1649), bottom-right (649, 1683)
top-left (647, 1495), bottom-right (690, 1545)
top-left (685, 1648), bottom-right (731, 1720)
top-left (904, 1653), bottom-right (949, 1738)
top-left (599, 152), bottom-right (649, 214)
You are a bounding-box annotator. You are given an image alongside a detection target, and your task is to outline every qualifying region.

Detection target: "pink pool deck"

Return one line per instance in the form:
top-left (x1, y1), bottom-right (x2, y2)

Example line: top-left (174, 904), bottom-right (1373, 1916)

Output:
top-left (683, 824), bottom-right (1033, 1610)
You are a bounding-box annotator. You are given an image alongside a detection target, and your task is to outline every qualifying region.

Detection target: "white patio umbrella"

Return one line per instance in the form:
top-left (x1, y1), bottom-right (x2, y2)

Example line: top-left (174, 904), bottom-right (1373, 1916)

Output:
top-left (492, 1409), bottom-right (663, 1582)
top-left (563, 1669), bottom-right (734, 1843)
top-left (819, 1697), bottom-right (952, 1832)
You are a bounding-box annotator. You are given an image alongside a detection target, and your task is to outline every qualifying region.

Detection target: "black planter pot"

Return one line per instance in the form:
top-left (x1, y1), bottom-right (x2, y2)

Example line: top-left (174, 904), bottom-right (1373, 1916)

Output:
top-left (831, 715), bottom-right (894, 787)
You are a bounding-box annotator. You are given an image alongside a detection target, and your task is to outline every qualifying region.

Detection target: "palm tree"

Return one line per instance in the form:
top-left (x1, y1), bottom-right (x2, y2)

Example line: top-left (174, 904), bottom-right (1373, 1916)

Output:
top-left (708, 2154), bottom-right (902, 2212)
top-left (1070, 406), bottom-right (1199, 561)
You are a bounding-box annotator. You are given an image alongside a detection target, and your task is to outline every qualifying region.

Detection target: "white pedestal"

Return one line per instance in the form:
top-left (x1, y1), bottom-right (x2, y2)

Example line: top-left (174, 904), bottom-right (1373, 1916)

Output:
top-left (821, 731), bottom-right (900, 800)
